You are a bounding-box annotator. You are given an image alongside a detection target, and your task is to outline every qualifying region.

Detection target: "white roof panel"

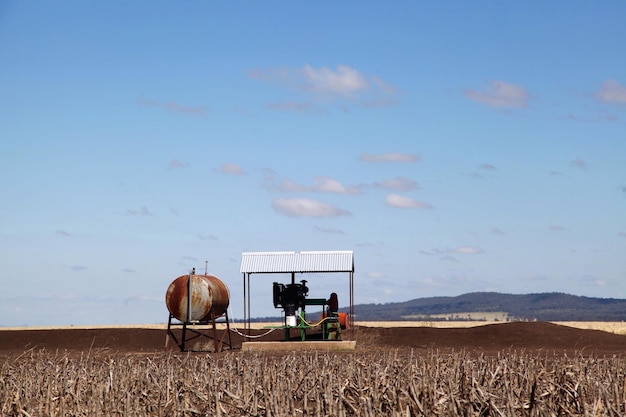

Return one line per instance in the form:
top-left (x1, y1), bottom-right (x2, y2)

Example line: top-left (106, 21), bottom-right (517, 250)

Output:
top-left (240, 251), bottom-right (354, 274)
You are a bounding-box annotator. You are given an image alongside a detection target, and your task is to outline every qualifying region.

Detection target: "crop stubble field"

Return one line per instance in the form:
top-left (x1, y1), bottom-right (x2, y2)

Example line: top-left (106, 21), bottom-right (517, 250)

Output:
top-left (2, 321), bottom-right (626, 416)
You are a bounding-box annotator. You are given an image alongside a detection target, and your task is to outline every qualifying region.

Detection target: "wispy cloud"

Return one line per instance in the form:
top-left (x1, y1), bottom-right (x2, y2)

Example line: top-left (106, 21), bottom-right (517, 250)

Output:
top-left (356, 241), bottom-right (385, 248)
top-left (169, 159), bottom-right (190, 169)
top-left (550, 225), bottom-right (567, 232)
top-left (580, 274), bottom-right (607, 288)
top-left (596, 79), bottom-right (626, 104)
top-left (618, 232), bottom-right (626, 238)
top-left (570, 158), bottom-right (588, 170)
top-left (69, 265), bottom-right (88, 272)
top-left (367, 271), bottom-right (386, 279)
top-left (301, 64), bottom-right (369, 98)
top-left (273, 174), bottom-right (422, 194)
top-left (471, 163), bottom-right (498, 179)
top-left (56, 229), bottom-right (71, 237)
top-left (454, 246), bottom-right (483, 254)
top-left (360, 152), bottom-right (420, 163)
top-left (266, 101), bottom-right (318, 113)
top-left (418, 273), bottom-right (482, 288)
top-left (563, 108), bottom-right (619, 123)
top-left (386, 194), bottom-right (432, 209)
top-left (127, 206), bottom-right (154, 216)
top-left (248, 64), bottom-right (398, 110)
top-left (370, 176), bottom-right (420, 191)
top-left (420, 246), bottom-right (484, 256)
top-left (139, 98), bottom-right (208, 117)
top-left (220, 163), bottom-right (246, 175)
top-left (464, 80), bottom-right (530, 109)
top-left (282, 176), bottom-right (362, 194)
top-left (271, 198), bottom-right (351, 217)
top-left (314, 225), bottom-right (345, 234)
top-left (198, 234), bottom-right (219, 241)
top-left (491, 227), bottom-right (505, 235)
top-left (264, 174), bottom-right (363, 195)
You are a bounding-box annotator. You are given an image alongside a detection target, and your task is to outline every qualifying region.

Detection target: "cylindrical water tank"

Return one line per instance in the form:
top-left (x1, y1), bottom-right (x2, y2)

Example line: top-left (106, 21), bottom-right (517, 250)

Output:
top-left (165, 274), bottom-right (230, 322)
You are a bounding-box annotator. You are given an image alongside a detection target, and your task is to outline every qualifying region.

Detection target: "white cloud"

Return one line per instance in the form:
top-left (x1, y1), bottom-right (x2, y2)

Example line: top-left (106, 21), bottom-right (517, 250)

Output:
top-left (580, 274), bottom-right (607, 288)
top-left (371, 176), bottom-right (420, 191)
top-left (169, 159), bottom-right (190, 169)
top-left (271, 198), bottom-right (351, 217)
top-left (302, 64), bottom-right (368, 98)
top-left (464, 80), bottom-right (529, 109)
top-left (275, 176), bottom-right (362, 194)
top-left (418, 276), bottom-right (450, 287)
top-left (220, 163), bottom-right (246, 175)
top-left (247, 64), bottom-right (397, 109)
top-left (313, 176), bottom-right (362, 194)
top-left (360, 152), bottom-right (420, 163)
top-left (386, 194), bottom-right (432, 209)
top-left (453, 246), bottom-right (483, 254)
top-left (596, 79), bottom-right (626, 104)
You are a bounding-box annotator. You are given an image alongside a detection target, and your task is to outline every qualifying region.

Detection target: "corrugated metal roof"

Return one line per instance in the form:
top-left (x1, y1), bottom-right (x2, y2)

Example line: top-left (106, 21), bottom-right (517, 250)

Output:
top-left (240, 251), bottom-right (354, 274)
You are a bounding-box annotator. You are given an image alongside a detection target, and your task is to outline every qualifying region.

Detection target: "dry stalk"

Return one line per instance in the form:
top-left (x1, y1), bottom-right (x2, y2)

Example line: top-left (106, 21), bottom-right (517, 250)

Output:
top-left (2, 349), bottom-right (626, 416)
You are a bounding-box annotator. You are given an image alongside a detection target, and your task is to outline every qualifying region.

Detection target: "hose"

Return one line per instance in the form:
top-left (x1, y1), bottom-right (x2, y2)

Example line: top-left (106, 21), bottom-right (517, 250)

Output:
top-left (226, 308), bottom-right (278, 339)
top-left (229, 326), bottom-right (277, 339)
top-left (297, 311), bottom-right (334, 327)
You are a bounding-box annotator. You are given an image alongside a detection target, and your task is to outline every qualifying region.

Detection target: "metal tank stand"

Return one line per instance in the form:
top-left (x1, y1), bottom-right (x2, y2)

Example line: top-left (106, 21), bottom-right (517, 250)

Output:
top-left (166, 311), bottom-right (233, 352)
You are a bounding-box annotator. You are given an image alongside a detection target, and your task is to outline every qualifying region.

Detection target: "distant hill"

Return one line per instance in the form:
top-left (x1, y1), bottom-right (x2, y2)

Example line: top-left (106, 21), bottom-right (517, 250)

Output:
top-left (349, 292), bottom-right (626, 322)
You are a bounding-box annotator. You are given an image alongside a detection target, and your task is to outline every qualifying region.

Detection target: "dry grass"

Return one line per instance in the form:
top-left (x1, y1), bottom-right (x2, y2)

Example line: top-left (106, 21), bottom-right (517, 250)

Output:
top-left (3, 348), bottom-right (626, 416)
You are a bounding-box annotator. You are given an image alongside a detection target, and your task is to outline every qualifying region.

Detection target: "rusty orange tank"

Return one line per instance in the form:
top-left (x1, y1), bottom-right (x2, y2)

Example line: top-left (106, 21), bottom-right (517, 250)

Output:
top-left (165, 274), bottom-right (230, 322)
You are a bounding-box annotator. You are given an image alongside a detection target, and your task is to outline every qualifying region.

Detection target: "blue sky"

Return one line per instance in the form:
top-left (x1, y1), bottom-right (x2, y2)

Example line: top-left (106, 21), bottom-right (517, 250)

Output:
top-left (1, 2), bottom-right (625, 326)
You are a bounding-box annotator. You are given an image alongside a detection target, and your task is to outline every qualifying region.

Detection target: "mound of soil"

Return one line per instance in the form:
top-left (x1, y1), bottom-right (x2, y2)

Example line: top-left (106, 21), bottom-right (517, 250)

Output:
top-left (354, 322), bottom-right (626, 355)
top-left (1, 322), bottom-right (625, 356)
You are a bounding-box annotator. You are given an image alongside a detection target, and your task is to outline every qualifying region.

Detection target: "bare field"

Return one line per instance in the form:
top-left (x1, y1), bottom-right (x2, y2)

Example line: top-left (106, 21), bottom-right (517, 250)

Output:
top-left (359, 321), bottom-right (626, 335)
top-left (3, 320), bottom-right (626, 334)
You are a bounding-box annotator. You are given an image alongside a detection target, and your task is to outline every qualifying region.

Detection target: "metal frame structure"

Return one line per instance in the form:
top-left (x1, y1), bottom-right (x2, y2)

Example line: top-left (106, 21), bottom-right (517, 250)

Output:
top-left (165, 270), bottom-right (233, 352)
top-left (166, 311), bottom-right (233, 352)
top-left (240, 250), bottom-right (355, 340)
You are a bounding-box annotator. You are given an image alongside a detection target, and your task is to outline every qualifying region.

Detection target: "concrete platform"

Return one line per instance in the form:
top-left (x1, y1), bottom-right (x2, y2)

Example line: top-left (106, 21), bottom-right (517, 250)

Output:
top-left (241, 340), bottom-right (356, 352)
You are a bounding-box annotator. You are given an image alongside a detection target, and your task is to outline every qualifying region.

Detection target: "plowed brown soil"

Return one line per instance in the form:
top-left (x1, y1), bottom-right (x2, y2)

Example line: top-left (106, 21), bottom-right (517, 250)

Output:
top-left (1, 322), bottom-right (626, 357)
